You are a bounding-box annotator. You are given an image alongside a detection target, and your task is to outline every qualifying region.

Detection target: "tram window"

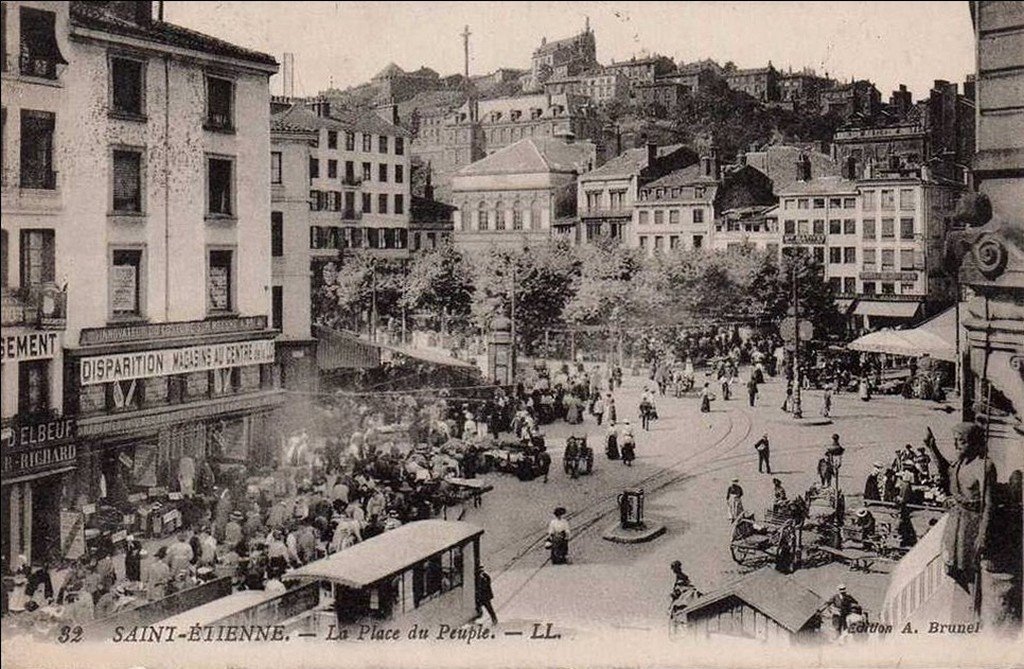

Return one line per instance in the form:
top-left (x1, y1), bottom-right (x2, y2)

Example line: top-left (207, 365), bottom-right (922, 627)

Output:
top-left (414, 556), bottom-right (444, 605)
top-left (402, 571), bottom-right (416, 614)
top-left (441, 547), bottom-right (464, 589)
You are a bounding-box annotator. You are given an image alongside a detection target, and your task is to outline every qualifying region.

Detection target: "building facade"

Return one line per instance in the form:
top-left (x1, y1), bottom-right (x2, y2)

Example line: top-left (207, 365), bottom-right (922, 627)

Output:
top-left (725, 64), bottom-right (780, 102)
top-left (2, 0), bottom-right (281, 566)
top-left (632, 156), bottom-right (720, 253)
top-left (820, 79), bottom-right (882, 120)
top-left (777, 163), bottom-right (964, 329)
top-left (577, 143), bottom-right (697, 243)
top-left (605, 54), bottom-right (676, 90)
top-left (451, 137), bottom-right (596, 253)
top-left (543, 71), bottom-right (629, 104)
top-left (525, 23), bottom-right (597, 92)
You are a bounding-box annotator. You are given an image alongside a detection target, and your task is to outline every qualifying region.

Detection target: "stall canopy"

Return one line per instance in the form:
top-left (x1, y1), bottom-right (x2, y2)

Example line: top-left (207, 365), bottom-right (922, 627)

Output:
top-left (852, 300), bottom-right (922, 319)
top-left (848, 306), bottom-right (958, 362)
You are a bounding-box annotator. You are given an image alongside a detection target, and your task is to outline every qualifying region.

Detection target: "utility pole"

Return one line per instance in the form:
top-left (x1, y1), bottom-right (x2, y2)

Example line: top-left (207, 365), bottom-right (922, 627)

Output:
top-left (461, 25), bottom-right (471, 79)
top-left (791, 256), bottom-right (803, 419)
top-left (370, 259), bottom-right (378, 343)
top-left (510, 256), bottom-right (517, 358)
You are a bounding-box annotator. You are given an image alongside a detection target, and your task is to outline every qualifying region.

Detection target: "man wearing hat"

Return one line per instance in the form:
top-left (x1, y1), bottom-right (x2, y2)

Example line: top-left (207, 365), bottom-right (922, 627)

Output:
top-left (828, 584), bottom-right (862, 637)
top-left (853, 508), bottom-right (876, 539)
top-left (753, 434), bottom-right (771, 474)
top-left (726, 479), bottom-right (744, 522)
top-left (475, 565), bottom-right (498, 625)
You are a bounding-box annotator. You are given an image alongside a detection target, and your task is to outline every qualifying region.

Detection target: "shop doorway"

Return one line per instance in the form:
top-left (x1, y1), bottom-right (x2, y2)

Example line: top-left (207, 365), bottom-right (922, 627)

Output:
top-left (31, 476), bottom-right (62, 564)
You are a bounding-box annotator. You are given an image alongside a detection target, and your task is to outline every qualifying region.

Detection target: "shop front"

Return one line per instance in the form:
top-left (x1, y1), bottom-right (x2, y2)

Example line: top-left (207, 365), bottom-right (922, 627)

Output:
top-left (63, 317), bottom-right (285, 546)
top-left (1, 414), bottom-right (78, 567)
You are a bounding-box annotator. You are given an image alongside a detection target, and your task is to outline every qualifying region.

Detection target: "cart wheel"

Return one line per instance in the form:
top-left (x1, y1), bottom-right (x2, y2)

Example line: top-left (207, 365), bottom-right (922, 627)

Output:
top-left (730, 544), bottom-right (749, 564)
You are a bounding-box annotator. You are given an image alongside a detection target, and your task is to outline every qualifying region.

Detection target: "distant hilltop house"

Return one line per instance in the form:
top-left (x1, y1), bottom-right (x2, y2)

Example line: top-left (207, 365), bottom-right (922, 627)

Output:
top-left (523, 20), bottom-right (598, 92)
top-left (369, 63), bottom-right (442, 104)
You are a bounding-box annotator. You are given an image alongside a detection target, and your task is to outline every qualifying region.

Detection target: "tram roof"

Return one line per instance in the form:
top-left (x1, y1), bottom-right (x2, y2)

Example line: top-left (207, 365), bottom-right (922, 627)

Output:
top-left (286, 520), bottom-right (484, 588)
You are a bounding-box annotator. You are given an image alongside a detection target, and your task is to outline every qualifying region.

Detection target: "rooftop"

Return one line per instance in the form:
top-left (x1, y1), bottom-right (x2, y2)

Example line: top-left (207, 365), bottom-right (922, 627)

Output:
top-left (777, 175), bottom-right (859, 196)
top-left (580, 144), bottom-right (688, 180)
top-left (271, 105), bottom-right (411, 138)
top-left (69, 2), bottom-right (277, 67)
top-left (685, 568), bottom-right (824, 634)
top-left (643, 163), bottom-right (718, 190)
top-left (455, 137), bottom-right (595, 177)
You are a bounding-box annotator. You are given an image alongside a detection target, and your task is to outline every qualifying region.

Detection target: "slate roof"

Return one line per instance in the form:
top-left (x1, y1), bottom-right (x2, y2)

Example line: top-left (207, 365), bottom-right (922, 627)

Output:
top-left (271, 105), bottom-right (411, 138)
top-left (580, 144), bottom-right (687, 180)
top-left (685, 568), bottom-right (824, 634)
top-left (455, 138), bottom-right (594, 177)
top-left (70, 2), bottom-right (277, 66)
top-left (777, 175), bottom-right (859, 196)
top-left (748, 145), bottom-right (841, 193)
top-left (644, 163), bottom-right (718, 189)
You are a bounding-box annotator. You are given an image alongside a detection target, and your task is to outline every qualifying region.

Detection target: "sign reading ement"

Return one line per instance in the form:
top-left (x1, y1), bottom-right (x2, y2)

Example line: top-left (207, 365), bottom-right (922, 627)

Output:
top-left (80, 340), bottom-right (275, 385)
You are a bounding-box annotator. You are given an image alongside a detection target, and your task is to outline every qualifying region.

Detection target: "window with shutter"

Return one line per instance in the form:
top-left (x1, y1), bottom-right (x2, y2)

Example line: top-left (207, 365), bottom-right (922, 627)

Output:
top-left (112, 149), bottom-right (143, 212)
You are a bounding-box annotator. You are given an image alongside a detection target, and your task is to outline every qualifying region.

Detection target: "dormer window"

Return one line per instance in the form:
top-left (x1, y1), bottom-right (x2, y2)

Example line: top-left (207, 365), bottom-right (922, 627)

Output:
top-left (530, 108), bottom-right (542, 120)
top-left (511, 110), bottom-right (522, 122)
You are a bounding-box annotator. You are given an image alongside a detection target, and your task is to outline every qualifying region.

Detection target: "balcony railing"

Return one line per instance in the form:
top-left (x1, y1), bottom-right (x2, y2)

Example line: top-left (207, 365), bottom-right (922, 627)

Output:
top-left (1, 284), bottom-right (67, 329)
top-left (341, 176), bottom-right (363, 187)
top-left (19, 167), bottom-right (58, 190)
top-left (19, 54), bottom-right (59, 80)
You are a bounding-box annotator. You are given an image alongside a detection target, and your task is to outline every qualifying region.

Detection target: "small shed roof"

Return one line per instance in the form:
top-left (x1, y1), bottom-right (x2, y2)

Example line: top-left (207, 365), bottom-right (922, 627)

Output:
top-left (686, 568), bottom-right (824, 634)
top-left (286, 521), bottom-right (483, 588)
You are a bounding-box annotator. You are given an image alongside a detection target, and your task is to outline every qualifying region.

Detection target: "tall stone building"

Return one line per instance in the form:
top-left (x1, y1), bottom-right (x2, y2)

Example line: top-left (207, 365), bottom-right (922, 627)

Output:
top-left (2, 0), bottom-right (281, 565)
top-left (524, 22), bottom-right (598, 93)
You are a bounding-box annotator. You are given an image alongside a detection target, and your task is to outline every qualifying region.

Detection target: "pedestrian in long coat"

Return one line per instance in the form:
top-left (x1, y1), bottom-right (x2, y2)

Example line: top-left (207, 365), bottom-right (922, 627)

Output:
top-left (726, 479), bottom-right (744, 522)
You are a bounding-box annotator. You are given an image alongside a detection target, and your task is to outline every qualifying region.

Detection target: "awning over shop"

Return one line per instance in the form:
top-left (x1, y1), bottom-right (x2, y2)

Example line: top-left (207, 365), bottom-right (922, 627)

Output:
top-left (378, 342), bottom-right (478, 370)
top-left (848, 306), bottom-right (958, 362)
top-left (853, 300), bottom-right (922, 319)
top-left (314, 326), bottom-right (381, 371)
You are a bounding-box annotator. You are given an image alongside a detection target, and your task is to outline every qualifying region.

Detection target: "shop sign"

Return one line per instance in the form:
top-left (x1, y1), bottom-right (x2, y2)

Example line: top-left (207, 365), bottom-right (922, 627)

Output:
top-left (782, 234), bottom-right (826, 245)
top-left (1, 415), bottom-right (78, 480)
top-left (80, 316), bottom-right (268, 347)
top-left (0, 331), bottom-right (61, 362)
top-left (859, 271), bottom-right (918, 281)
top-left (79, 339), bottom-right (275, 386)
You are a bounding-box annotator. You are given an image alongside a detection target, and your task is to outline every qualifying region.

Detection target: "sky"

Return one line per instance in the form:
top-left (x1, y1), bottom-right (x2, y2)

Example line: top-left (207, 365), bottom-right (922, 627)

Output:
top-left (164, 1), bottom-right (975, 100)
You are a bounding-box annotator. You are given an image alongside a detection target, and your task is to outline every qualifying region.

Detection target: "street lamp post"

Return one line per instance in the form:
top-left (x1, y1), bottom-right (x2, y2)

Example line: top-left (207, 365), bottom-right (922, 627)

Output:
top-left (826, 441), bottom-right (845, 544)
top-left (791, 258), bottom-right (803, 419)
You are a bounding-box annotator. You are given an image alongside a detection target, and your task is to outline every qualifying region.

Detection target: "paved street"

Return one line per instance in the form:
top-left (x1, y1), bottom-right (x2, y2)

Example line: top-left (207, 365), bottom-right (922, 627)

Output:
top-left (458, 367), bottom-right (960, 632)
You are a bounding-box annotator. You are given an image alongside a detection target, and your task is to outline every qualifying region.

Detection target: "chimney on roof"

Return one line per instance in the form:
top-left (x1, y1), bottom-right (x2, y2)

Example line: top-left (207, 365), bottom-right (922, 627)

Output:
top-left (796, 152), bottom-right (811, 182)
top-left (701, 145), bottom-right (720, 180)
top-left (309, 98), bottom-right (330, 118)
top-left (647, 140), bottom-right (657, 169)
top-left (424, 162), bottom-right (435, 201)
top-left (282, 53), bottom-right (295, 98)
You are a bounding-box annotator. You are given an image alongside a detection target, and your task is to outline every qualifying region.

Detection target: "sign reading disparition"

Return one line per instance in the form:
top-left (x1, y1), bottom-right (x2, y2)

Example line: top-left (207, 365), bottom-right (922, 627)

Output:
top-left (79, 339), bottom-right (275, 385)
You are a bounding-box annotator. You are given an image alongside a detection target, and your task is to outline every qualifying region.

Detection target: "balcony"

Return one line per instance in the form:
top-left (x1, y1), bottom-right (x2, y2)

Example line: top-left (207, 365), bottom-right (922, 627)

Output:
top-left (1, 284), bottom-right (67, 329)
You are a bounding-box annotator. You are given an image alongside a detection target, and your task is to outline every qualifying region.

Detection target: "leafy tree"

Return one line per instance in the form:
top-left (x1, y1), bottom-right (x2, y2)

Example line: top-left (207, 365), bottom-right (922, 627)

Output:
top-left (400, 243), bottom-right (475, 332)
top-left (311, 253), bottom-right (407, 333)
top-left (749, 251), bottom-right (844, 338)
top-left (564, 240), bottom-right (657, 326)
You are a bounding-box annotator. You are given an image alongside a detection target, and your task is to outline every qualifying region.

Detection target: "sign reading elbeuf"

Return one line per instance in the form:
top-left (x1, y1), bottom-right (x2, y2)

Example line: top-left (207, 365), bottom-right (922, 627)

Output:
top-left (80, 339), bottom-right (275, 385)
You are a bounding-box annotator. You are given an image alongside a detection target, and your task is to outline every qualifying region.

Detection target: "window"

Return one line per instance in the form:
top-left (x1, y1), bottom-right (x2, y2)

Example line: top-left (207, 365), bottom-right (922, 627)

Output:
top-left (638, 210), bottom-right (649, 225)
top-left (362, 193), bottom-right (371, 213)
top-left (899, 189), bottom-right (915, 211)
top-left (362, 133), bottom-right (372, 152)
top-left (798, 220), bottom-right (809, 235)
top-left (585, 191), bottom-right (600, 211)
top-left (395, 137), bottom-right (404, 155)
top-left (829, 198), bottom-right (842, 208)
top-left (813, 246), bottom-right (825, 264)
top-left (379, 163), bottom-right (388, 182)
top-left (813, 198), bottom-right (825, 209)
top-left (900, 249), bottom-right (915, 270)
top-left (797, 198), bottom-right (809, 210)
top-left (378, 194), bottom-right (388, 214)
top-left (670, 235), bottom-right (680, 249)
top-left (394, 194), bottom-right (404, 215)
top-left (669, 210), bottom-right (680, 225)
top-left (900, 282), bottom-right (916, 293)
top-left (692, 235), bottom-right (703, 249)
top-left (1, 230), bottom-right (7, 288)
top-left (843, 197), bottom-right (856, 208)
top-left (110, 248), bottom-right (143, 317)
top-left (881, 218), bottom-right (895, 240)
top-left (843, 277), bottom-right (856, 293)
top-left (862, 219), bottom-right (876, 240)
top-left (531, 204), bottom-right (542, 230)
top-left (379, 135), bottom-right (388, 153)
top-left (207, 249), bottom-right (234, 312)
top-left (829, 220), bottom-right (841, 234)
top-left (862, 281), bottom-right (876, 294)
top-left (654, 236), bottom-right (664, 252)
top-left (344, 161), bottom-right (356, 184)
top-left (813, 220), bottom-right (825, 235)
top-left (309, 157), bottom-right (320, 180)
top-left (205, 75), bottom-right (234, 131)
top-left (328, 159), bottom-right (338, 179)
top-left (327, 130), bottom-right (337, 149)
top-left (207, 157), bottom-right (234, 216)
top-left (829, 247), bottom-right (842, 263)
top-left (784, 200), bottom-right (794, 210)
top-left (784, 220), bottom-right (796, 234)
top-left (862, 191), bottom-right (876, 211)
top-left (693, 209), bottom-right (704, 224)
top-left (395, 164), bottom-right (404, 183)
top-left (20, 230), bottom-right (55, 287)
top-left (844, 247), bottom-right (856, 264)
top-left (362, 162), bottom-right (372, 182)
top-left (271, 212), bottom-right (283, 257)
top-left (110, 56), bottom-right (145, 117)
top-left (271, 151), bottom-right (282, 184)
top-left (881, 249), bottom-right (895, 270)
top-left (829, 277), bottom-right (841, 292)
top-left (112, 149), bottom-right (143, 213)
top-left (862, 248), bottom-right (876, 270)
top-left (639, 236), bottom-right (648, 250)
top-left (880, 189), bottom-right (895, 210)
top-left (654, 210), bottom-right (664, 225)
top-left (881, 282), bottom-right (895, 295)
top-left (900, 218), bottom-right (914, 240)
top-left (344, 192), bottom-right (355, 217)
top-left (18, 360), bottom-right (50, 416)
top-left (271, 286), bottom-right (283, 331)
top-left (20, 110), bottom-right (56, 189)
top-left (512, 204), bottom-right (523, 230)
top-left (19, 7), bottom-right (65, 80)
top-left (843, 219), bottom-right (856, 235)
top-left (478, 203), bottom-right (489, 231)
top-left (345, 132), bottom-right (355, 151)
